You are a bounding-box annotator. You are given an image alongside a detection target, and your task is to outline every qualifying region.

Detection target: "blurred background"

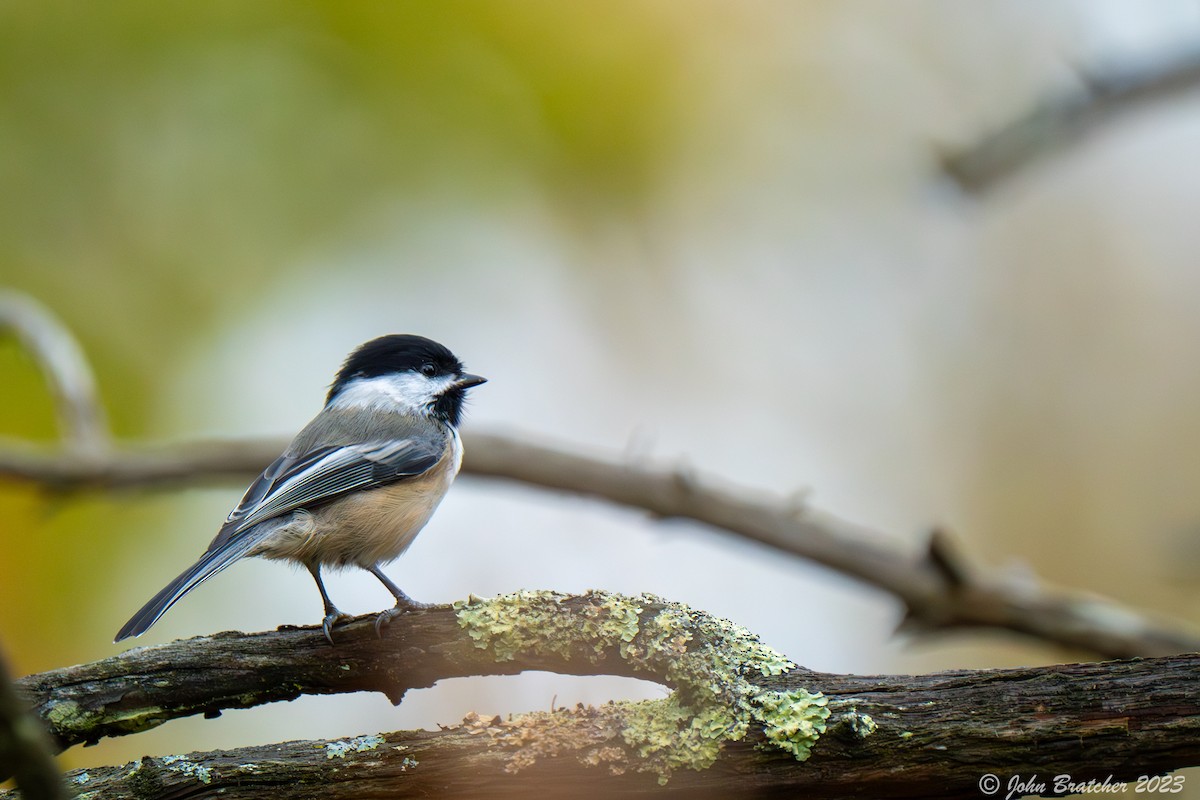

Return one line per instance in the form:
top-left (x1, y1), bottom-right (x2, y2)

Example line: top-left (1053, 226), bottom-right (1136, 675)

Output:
top-left (3, 0), bottom-right (1200, 782)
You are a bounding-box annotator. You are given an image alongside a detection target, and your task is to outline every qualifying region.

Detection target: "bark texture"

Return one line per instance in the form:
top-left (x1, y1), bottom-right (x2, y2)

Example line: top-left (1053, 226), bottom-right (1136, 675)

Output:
top-left (4, 592), bottom-right (1198, 799)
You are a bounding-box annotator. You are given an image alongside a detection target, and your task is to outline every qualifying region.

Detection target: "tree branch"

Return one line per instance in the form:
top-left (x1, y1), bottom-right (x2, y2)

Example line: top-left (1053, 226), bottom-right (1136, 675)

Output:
top-left (0, 437), bottom-right (285, 490)
top-left (941, 48), bottom-right (1200, 192)
top-left (462, 433), bottom-right (1200, 658)
top-left (18, 594), bottom-right (647, 753)
top-left (1, 432), bottom-right (1196, 660)
top-left (6, 591), bottom-right (1200, 799)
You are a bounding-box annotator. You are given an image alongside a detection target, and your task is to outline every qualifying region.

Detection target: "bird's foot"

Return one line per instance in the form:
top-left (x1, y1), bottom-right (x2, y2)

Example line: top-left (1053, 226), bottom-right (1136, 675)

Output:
top-left (374, 598), bottom-right (429, 637)
top-left (321, 610), bottom-right (351, 645)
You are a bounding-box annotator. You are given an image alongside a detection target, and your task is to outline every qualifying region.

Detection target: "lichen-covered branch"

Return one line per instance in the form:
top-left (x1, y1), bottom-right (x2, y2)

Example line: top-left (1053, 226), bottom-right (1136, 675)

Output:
top-left (17, 593), bottom-right (643, 753)
top-left (5, 591), bottom-right (1200, 799)
top-left (18, 591), bottom-right (833, 771)
top-left (942, 48), bottom-right (1200, 192)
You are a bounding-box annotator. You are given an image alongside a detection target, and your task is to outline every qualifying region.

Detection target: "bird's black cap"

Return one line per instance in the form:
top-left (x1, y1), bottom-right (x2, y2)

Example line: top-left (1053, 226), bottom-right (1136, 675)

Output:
top-left (329, 334), bottom-right (464, 396)
top-left (327, 335), bottom-right (482, 425)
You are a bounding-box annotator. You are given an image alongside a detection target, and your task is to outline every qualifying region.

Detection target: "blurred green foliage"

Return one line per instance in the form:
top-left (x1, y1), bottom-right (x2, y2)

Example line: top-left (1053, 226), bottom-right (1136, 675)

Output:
top-left (0, 1), bottom-right (691, 395)
top-left (0, 0), bottom-right (706, 709)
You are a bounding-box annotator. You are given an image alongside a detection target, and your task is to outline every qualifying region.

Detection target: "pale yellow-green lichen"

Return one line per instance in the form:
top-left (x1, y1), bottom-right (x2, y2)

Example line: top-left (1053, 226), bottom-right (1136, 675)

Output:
top-left (45, 700), bottom-right (94, 732)
top-left (454, 590), bottom-right (642, 662)
top-left (754, 689), bottom-right (829, 760)
top-left (617, 697), bottom-right (741, 783)
top-left (838, 710), bottom-right (876, 739)
top-left (596, 593), bottom-right (644, 657)
top-left (44, 698), bottom-right (166, 737)
top-left (455, 590), bottom-right (832, 782)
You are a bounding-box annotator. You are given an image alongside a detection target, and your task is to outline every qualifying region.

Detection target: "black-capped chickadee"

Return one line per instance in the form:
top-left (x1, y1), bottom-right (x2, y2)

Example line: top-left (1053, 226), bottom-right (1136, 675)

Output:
top-left (115, 334), bottom-right (486, 644)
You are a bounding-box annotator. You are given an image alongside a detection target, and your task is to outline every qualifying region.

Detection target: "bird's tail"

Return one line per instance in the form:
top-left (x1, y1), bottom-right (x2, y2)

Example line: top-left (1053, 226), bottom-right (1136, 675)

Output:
top-left (114, 531), bottom-right (266, 642)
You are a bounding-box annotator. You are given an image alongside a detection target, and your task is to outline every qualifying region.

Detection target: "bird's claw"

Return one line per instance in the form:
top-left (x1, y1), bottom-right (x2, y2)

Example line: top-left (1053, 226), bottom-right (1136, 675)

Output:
top-left (321, 610), bottom-right (351, 645)
top-left (373, 599), bottom-right (429, 637)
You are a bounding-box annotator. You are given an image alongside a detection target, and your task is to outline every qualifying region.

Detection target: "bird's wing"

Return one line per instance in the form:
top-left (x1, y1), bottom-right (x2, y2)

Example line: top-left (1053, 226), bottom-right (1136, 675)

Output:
top-left (212, 438), bottom-right (444, 546)
top-left (114, 437), bottom-right (443, 642)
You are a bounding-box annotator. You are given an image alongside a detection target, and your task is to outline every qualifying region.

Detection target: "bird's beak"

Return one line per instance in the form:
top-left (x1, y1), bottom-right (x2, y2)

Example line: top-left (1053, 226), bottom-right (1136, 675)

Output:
top-left (455, 373), bottom-right (487, 389)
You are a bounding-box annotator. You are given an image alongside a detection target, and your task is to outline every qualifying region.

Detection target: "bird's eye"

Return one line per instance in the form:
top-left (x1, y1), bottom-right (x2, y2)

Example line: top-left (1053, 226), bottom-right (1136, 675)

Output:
top-left (420, 363), bottom-right (437, 377)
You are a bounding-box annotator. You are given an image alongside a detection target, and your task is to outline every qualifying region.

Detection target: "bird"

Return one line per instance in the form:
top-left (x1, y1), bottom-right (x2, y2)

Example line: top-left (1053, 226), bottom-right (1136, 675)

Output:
top-left (115, 334), bottom-right (486, 644)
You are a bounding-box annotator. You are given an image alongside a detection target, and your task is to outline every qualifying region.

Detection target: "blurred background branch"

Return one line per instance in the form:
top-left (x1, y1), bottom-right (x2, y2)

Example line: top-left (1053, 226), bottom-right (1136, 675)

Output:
top-left (942, 46), bottom-right (1200, 192)
top-left (1, 290), bottom-right (1196, 660)
top-left (2, 429), bottom-right (1196, 660)
top-left (0, 292), bottom-right (108, 457)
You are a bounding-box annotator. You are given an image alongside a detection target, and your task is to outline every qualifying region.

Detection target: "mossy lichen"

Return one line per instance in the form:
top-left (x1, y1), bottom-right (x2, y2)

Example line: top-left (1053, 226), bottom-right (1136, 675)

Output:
top-left (455, 590), bottom-right (832, 782)
top-left (454, 590), bottom-right (642, 661)
top-left (44, 698), bottom-right (166, 737)
top-left (831, 709), bottom-right (877, 740)
top-left (161, 754), bottom-right (213, 784)
top-left (45, 700), bottom-right (92, 732)
top-left (754, 690), bottom-right (828, 760)
top-left (325, 734), bottom-right (386, 759)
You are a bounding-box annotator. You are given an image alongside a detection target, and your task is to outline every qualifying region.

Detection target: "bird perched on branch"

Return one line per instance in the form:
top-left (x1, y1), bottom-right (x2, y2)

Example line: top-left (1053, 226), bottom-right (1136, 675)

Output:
top-left (116, 334), bottom-right (486, 644)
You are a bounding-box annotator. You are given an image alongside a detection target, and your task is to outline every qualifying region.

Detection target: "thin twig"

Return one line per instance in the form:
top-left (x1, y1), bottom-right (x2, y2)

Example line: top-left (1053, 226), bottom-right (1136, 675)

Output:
top-left (924, 526), bottom-right (970, 589)
top-left (941, 48), bottom-right (1200, 192)
top-left (0, 292), bottom-right (109, 455)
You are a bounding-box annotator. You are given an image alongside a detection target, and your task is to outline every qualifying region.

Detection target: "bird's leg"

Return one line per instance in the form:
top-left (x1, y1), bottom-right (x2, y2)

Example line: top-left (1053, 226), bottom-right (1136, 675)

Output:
top-left (308, 563), bottom-right (349, 645)
top-left (369, 565), bottom-right (427, 636)
top-left (370, 565), bottom-right (425, 607)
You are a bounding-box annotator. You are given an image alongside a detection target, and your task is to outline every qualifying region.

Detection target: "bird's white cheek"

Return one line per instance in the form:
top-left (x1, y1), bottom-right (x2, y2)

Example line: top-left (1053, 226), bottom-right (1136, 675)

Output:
top-left (331, 374), bottom-right (450, 412)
